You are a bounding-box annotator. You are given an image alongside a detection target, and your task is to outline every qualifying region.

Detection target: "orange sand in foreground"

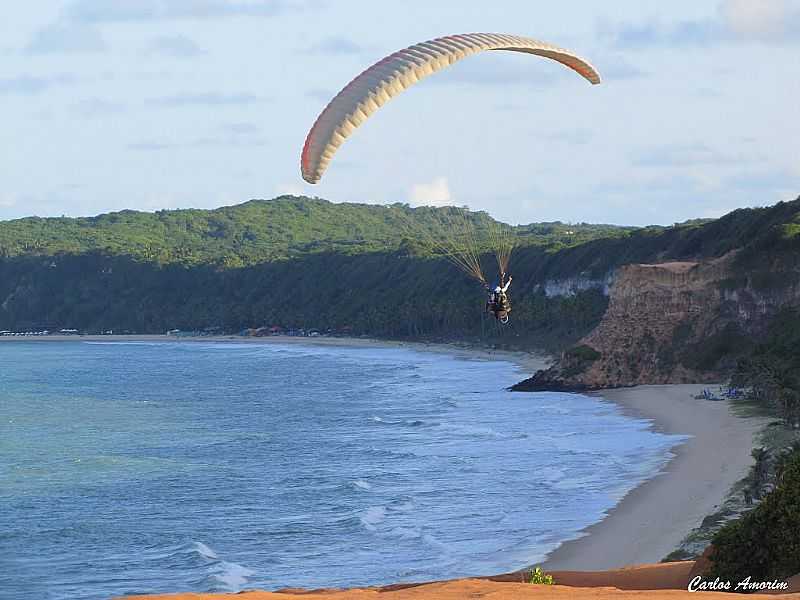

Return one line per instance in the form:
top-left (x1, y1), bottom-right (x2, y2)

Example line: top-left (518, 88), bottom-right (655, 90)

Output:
top-left (122, 562), bottom-right (800, 599)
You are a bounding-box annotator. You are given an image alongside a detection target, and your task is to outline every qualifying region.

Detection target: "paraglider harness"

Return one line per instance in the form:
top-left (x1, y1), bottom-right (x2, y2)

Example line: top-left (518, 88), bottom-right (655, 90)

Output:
top-left (486, 274), bottom-right (512, 324)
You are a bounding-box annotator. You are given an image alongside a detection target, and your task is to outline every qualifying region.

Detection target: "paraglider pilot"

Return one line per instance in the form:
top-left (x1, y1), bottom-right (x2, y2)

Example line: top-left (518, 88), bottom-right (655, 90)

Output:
top-left (486, 274), bottom-right (512, 322)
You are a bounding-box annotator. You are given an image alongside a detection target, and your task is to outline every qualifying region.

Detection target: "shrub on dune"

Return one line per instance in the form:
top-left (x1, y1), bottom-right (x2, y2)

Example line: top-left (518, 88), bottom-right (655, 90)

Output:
top-left (527, 566), bottom-right (555, 585)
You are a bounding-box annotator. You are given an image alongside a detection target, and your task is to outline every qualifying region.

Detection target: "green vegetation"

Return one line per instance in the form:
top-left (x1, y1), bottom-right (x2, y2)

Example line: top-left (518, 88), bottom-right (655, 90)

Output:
top-left (565, 344), bottom-right (601, 362)
top-left (0, 196), bottom-right (629, 346)
top-left (669, 308), bottom-right (800, 565)
top-left (0, 243), bottom-right (610, 349)
top-left (1, 195), bottom-right (800, 351)
top-left (0, 198), bottom-right (407, 265)
top-left (527, 566), bottom-right (555, 585)
top-left (732, 308), bottom-right (800, 428)
top-left (6, 194), bottom-right (798, 276)
top-left (681, 323), bottom-right (753, 373)
top-left (560, 344), bottom-right (602, 378)
top-left (708, 447), bottom-right (800, 582)
top-left (0, 197), bottom-right (633, 267)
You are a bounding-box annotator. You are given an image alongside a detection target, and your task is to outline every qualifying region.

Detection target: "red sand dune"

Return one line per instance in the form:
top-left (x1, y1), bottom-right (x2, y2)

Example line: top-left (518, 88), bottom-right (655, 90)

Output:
top-left (121, 561), bottom-right (800, 599)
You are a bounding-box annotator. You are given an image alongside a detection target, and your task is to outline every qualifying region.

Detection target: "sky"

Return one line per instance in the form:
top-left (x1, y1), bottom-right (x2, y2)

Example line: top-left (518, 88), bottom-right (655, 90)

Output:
top-left (1, 0), bottom-right (799, 226)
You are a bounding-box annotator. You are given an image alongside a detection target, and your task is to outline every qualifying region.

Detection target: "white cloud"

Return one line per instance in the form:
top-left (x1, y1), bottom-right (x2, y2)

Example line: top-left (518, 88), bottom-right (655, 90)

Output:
top-left (720, 0), bottom-right (792, 38)
top-left (605, 0), bottom-right (800, 47)
top-left (275, 183), bottom-right (307, 197)
top-left (22, 0), bottom-right (299, 57)
top-left (408, 177), bottom-right (452, 207)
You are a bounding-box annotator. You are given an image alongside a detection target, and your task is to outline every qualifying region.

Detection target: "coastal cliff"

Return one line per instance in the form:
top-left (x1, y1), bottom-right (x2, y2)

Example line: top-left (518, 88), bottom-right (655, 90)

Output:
top-left (513, 253), bottom-right (800, 391)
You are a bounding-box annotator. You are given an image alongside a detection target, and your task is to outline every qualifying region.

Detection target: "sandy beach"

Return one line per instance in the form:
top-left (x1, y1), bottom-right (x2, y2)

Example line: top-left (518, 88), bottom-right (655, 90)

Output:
top-left (543, 384), bottom-right (769, 570)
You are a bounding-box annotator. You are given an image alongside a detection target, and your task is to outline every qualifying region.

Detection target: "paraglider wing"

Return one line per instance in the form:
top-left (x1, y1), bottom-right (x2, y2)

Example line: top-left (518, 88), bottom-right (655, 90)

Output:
top-left (301, 33), bottom-right (601, 184)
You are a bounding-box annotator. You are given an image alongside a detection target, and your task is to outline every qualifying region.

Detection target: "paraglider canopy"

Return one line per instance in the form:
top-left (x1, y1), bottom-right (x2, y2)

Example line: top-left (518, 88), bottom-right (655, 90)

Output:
top-left (301, 32), bottom-right (601, 184)
top-left (299, 33), bottom-right (601, 323)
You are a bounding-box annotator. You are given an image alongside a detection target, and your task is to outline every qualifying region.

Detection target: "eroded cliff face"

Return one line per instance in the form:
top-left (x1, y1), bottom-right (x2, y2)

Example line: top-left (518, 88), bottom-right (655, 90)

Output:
top-left (514, 253), bottom-right (800, 390)
top-left (577, 259), bottom-right (728, 387)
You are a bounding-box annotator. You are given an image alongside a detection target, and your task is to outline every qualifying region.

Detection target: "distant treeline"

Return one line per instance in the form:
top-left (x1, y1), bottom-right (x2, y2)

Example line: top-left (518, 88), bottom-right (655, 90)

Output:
top-left (0, 196), bottom-right (632, 266)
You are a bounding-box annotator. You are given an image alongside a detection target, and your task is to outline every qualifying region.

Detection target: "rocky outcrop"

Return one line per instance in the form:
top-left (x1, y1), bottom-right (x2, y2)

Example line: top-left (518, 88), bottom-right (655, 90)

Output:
top-left (538, 273), bottom-right (614, 298)
top-left (514, 253), bottom-right (800, 391)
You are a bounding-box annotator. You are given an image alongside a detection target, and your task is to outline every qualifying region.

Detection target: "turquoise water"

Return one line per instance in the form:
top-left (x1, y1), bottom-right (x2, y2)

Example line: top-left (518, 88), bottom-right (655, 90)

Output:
top-left (0, 341), bottom-right (686, 599)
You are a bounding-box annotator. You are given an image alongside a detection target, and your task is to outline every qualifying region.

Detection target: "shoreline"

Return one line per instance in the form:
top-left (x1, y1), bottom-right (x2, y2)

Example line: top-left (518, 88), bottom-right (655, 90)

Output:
top-left (8, 335), bottom-right (770, 588)
top-left (542, 384), bottom-right (769, 571)
top-left (0, 333), bottom-right (551, 373)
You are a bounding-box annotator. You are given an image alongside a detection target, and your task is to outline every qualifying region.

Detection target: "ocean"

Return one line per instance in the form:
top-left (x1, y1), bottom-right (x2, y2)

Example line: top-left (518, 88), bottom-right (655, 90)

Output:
top-left (0, 340), bottom-right (686, 599)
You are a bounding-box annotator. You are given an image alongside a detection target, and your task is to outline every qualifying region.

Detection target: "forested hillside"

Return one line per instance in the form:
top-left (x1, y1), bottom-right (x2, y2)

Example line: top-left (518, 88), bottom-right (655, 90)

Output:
top-left (2, 195), bottom-right (800, 353)
top-left (0, 196), bottom-right (631, 346)
top-left (0, 197), bottom-right (631, 266)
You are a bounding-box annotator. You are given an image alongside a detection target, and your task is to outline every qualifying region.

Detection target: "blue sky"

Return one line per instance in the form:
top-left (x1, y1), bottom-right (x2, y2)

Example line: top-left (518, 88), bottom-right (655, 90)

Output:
top-left (1, 0), bottom-right (798, 225)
